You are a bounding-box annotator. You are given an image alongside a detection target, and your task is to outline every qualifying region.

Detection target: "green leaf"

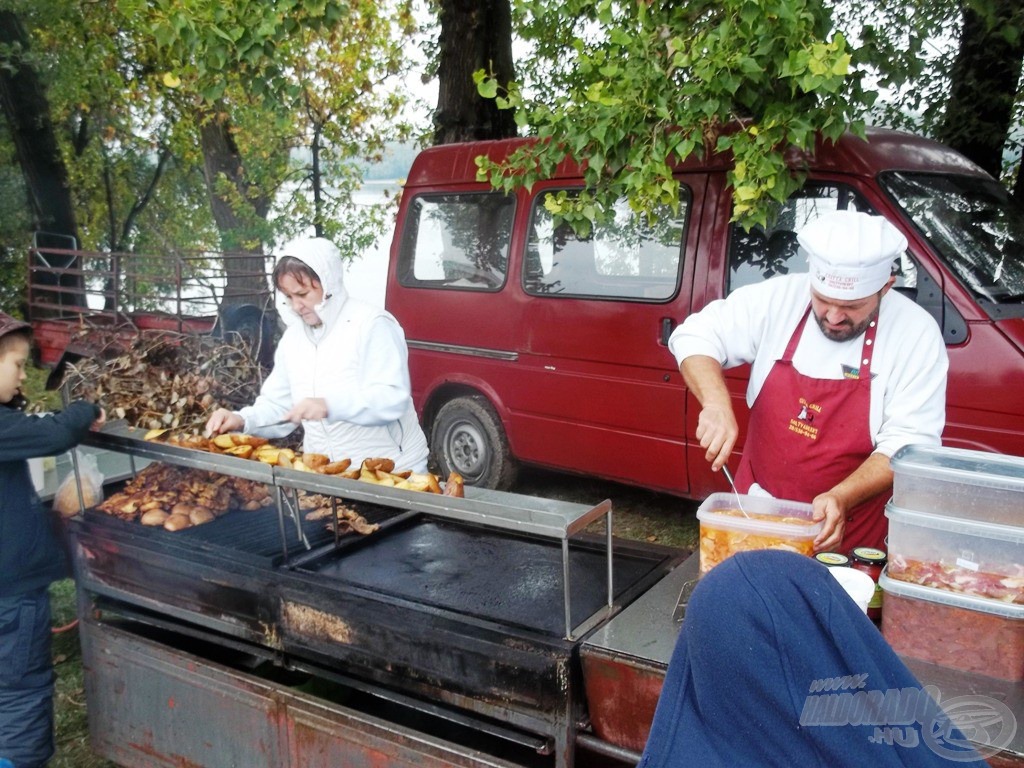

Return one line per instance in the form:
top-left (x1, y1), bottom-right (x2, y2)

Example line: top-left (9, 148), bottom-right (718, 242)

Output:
top-left (477, 78), bottom-right (499, 99)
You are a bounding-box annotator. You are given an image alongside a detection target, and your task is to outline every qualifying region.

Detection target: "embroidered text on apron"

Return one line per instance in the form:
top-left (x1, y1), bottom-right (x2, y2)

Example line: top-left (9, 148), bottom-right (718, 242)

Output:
top-left (734, 306), bottom-right (888, 550)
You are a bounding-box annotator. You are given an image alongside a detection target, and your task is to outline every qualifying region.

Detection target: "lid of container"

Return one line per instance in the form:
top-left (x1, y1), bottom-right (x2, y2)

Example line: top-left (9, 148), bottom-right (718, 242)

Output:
top-left (815, 552), bottom-right (851, 567)
top-left (891, 444), bottom-right (1024, 492)
top-left (851, 546), bottom-right (887, 565)
top-left (885, 502), bottom-right (1024, 544)
top-left (696, 492), bottom-right (821, 537)
top-left (879, 568), bottom-right (1024, 619)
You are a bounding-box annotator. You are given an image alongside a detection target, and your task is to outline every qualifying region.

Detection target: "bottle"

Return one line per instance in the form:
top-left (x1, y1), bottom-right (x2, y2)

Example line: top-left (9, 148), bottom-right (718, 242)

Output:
top-left (850, 547), bottom-right (887, 621)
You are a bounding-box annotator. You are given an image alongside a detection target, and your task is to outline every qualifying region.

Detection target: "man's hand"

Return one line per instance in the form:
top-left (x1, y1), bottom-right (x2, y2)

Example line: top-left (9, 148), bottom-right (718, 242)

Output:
top-left (205, 408), bottom-right (244, 435)
top-left (812, 453), bottom-right (894, 553)
top-left (811, 491), bottom-right (847, 553)
top-left (695, 403), bottom-right (739, 471)
top-left (681, 355), bottom-right (737, 472)
top-left (284, 397), bottom-right (328, 423)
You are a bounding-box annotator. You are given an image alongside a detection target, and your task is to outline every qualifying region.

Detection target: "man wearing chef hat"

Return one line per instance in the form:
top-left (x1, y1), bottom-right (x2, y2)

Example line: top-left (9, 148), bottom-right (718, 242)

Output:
top-left (669, 210), bottom-right (948, 552)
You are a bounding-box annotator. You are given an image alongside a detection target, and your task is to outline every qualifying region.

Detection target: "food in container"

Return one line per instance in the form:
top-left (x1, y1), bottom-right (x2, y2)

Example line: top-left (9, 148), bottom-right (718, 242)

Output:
top-left (849, 547), bottom-right (887, 620)
top-left (891, 444), bottom-right (1024, 527)
top-left (696, 493), bottom-right (820, 576)
top-left (880, 569), bottom-right (1024, 682)
top-left (885, 503), bottom-right (1024, 605)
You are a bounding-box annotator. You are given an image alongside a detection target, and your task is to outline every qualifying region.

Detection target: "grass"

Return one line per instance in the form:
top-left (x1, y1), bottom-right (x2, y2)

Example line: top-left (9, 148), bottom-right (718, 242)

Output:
top-left (49, 581), bottom-right (117, 768)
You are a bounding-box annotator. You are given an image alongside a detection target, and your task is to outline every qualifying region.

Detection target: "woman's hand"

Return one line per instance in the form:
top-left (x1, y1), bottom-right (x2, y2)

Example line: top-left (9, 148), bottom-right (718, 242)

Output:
top-left (284, 398), bottom-right (328, 422)
top-left (205, 408), bottom-right (244, 435)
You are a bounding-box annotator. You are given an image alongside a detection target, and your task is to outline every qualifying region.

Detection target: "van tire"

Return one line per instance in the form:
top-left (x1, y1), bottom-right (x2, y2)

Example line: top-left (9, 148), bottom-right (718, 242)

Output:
top-left (431, 396), bottom-right (518, 490)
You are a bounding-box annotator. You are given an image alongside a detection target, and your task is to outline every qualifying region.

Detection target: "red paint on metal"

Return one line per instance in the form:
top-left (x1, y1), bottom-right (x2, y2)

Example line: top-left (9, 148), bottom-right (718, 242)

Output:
top-left (581, 654), bottom-right (665, 753)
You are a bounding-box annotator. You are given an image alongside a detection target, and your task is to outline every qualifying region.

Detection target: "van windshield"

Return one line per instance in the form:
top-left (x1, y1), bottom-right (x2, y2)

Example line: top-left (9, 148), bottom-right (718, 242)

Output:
top-left (881, 172), bottom-right (1024, 312)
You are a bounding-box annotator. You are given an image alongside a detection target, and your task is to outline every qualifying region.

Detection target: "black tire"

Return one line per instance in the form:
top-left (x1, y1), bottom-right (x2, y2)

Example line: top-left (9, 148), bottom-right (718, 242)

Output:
top-left (431, 395), bottom-right (517, 490)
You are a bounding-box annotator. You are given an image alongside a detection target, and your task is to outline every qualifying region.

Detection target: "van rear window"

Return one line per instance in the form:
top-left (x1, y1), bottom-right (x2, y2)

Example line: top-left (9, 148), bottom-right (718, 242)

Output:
top-left (523, 190), bottom-right (687, 301)
top-left (397, 193), bottom-right (515, 290)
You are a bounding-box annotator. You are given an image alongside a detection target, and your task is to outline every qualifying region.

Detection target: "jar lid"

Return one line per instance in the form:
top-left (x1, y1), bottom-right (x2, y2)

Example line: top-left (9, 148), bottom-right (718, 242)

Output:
top-left (851, 546), bottom-right (887, 564)
top-left (815, 552), bottom-right (850, 567)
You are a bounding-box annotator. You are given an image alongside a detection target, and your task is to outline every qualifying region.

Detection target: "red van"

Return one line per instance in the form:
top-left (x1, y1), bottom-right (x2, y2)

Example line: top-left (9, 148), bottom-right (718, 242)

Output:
top-left (385, 127), bottom-right (1024, 498)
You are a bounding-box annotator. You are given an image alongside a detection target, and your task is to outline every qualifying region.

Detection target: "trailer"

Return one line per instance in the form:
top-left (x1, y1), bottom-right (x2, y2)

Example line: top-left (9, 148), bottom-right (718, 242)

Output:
top-left (26, 242), bottom-right (276, 370)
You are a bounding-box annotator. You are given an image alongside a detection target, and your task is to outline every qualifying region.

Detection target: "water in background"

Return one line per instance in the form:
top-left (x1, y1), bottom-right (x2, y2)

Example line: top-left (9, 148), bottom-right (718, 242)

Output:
top-left (344, 180), bottom-right (400, 309)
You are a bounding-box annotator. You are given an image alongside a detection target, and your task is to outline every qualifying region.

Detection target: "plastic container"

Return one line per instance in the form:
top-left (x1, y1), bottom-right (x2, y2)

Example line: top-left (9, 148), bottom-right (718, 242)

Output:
top-left (891, 444), bottom-right (1024, 527)
top-left (696, 493), bottom-right (821, 575)
top-left (880, 569), bottom-right (1024, 681)
top-left (885, 503), bottom-right (1024, 604)
top-left (829, 567), bottom-right (876, 614)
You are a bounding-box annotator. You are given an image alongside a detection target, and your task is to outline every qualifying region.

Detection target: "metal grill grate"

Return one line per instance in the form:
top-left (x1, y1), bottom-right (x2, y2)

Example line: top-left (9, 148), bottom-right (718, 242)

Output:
top-left (85, 500), bottom-right (402, 565)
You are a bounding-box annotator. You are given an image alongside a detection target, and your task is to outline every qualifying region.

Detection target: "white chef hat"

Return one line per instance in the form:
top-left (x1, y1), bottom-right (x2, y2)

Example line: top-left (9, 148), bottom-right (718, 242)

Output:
top-left (798, 211), bottom-right (907, 300)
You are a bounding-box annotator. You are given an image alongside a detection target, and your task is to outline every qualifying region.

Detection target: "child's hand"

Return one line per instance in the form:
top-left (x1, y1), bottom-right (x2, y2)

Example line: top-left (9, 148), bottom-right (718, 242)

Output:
top-left (91, 408), bottom-right (107, 430)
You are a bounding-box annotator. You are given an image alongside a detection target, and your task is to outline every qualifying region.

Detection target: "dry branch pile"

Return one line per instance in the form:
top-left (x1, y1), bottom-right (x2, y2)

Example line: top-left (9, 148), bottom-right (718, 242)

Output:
top-left (60, 329), bottom-right (265, 430)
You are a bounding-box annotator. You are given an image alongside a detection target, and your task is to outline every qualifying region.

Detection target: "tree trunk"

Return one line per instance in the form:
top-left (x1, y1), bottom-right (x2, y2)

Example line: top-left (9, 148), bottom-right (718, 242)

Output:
top-left (198, 107), bottom-right (272, 309)
top-left (434, 0), bottom-right (518, 144)
top-left (937, 0), bottom-right (1024, 180)
top-left (0, 9), bottom-right (83, 311)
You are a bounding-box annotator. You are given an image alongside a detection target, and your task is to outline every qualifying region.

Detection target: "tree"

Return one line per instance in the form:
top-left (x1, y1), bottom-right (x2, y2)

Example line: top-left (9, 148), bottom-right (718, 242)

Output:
top-left (836, 0), bottom-right (1024, 195)
top-left (433, 0), bottom-right (517, 143)
top-left (474, 0), bottom-right (1024, 228)
top-left (935, 0), bottom-right (1024, 184)
top-left (476, 0), bottom-right (871, 230)
top-left (0, 10), bottom-right (79, 248)
top-left (137, 0), bottom-right (418, 303)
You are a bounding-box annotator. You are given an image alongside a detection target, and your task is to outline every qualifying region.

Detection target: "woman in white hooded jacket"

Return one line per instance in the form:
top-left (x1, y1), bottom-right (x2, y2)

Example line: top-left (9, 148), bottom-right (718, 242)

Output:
top-left (206, 237), bottom-right (430, 472)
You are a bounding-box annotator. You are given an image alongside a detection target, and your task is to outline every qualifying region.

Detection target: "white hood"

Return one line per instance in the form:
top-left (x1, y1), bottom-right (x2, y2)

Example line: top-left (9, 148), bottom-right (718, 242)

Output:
top-left (273, 237), bottom-right (350, 333)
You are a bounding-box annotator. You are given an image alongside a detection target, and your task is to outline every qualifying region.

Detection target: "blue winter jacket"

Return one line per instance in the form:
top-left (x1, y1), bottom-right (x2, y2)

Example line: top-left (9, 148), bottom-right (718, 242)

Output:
top-left (0, 400), bottom-right (100, 597)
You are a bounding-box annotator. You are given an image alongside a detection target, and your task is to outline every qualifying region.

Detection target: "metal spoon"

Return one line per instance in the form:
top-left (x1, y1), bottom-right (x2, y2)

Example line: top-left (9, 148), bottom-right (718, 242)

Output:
top-left (721, 464), bottom-right (750, 518)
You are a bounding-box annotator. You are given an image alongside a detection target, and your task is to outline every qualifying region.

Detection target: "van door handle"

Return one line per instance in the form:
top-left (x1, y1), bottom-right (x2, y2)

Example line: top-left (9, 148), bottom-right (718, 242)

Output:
top-left (660, 317), bottom-right (675, 346)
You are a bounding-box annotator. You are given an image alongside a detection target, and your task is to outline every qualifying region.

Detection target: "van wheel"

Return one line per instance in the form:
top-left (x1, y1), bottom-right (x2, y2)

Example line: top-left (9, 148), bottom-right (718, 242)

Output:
top-left (431, 396), bottom-right (517, 490)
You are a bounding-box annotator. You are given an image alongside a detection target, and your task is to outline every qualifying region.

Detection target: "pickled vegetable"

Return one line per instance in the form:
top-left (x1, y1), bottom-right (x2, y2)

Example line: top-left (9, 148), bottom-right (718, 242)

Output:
top-left (699, 510), bottom-right (817, 575)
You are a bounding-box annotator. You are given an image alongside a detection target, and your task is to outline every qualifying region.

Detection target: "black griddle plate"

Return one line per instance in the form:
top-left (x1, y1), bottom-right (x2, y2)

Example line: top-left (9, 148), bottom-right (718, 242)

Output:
top-left (84, 499), bottom-right (403, 566)
top-left (303, 517), bottom-right (655, 637)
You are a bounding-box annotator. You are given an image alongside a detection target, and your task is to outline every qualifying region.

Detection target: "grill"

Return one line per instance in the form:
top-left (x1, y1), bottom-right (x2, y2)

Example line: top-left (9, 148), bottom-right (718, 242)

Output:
top-left (83, 499), bottom-right (405, 565)
top-left (306, 517), bottom-right (657, 637)
top-left (71, 425), bottom-right (683, 768)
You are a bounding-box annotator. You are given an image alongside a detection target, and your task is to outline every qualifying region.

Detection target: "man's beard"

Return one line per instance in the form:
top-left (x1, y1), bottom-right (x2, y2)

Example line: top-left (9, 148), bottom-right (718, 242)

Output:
top-left (813, 309), bottom-right (878, 342)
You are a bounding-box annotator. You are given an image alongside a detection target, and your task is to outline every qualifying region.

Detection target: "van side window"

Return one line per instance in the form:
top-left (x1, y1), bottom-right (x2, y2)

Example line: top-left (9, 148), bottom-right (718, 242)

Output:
top-left (727, 184), bottom-right (870, 294)
top-left (397, 193), bottom-right (514, 290)
top-left (524, 190), bottom-right (688, 300)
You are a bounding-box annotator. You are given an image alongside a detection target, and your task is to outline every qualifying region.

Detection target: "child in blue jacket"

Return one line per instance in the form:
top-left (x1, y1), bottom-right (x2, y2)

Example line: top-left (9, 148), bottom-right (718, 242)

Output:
top-left (0, 312), bottom-right (104, 767)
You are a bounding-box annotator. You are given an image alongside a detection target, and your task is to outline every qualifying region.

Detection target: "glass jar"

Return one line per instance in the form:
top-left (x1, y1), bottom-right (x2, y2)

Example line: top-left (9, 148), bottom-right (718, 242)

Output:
top-left (814, 552), bottom-right (851, 568)
top-left (850, 546), bottom-right (887, 621)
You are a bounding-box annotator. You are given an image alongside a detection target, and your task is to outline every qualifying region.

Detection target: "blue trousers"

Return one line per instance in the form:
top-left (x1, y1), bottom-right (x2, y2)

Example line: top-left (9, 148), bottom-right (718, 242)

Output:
top-left (0, 590), bottom-right (54, 768)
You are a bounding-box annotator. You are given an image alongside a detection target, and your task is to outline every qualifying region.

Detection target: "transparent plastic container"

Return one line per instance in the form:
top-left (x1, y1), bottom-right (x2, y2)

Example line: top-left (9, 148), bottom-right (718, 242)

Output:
top-left (885, 503), bottom-right (1024, 604)
top-left (696, 493), bottom-right (820, 576)
top-left (891, 444), bottom-right (1024, 527)
top-left (880, 568), bottom-right (1024, 681)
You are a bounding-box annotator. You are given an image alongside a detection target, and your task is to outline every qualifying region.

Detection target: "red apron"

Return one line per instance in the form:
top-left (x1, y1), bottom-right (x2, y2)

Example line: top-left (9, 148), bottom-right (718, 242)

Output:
top-left (734, 307), bottom-right (888, 551)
